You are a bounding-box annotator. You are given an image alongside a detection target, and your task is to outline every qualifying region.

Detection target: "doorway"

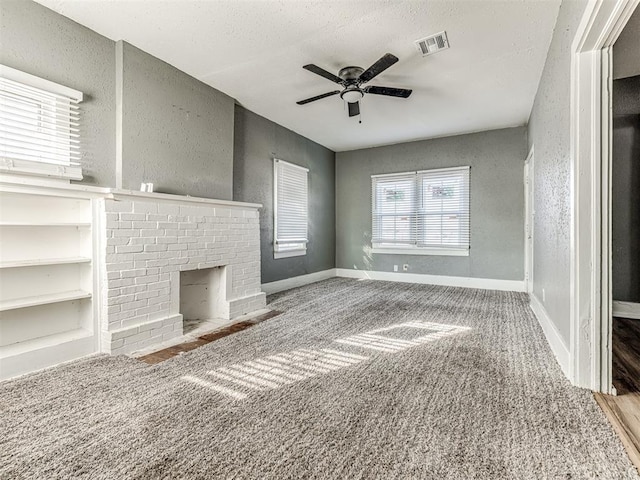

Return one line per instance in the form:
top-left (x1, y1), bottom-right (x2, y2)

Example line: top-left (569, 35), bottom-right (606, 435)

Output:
top-left (589, 3), bottom-right (640, 472)
top-left (601, 9), bottom-right (640, 468)
top-left (524, 148), bottom-right (534, 294)
top-left (569, 0), bottom-right (638, 393)
top-left (611, 70), bottom-right (640, 397)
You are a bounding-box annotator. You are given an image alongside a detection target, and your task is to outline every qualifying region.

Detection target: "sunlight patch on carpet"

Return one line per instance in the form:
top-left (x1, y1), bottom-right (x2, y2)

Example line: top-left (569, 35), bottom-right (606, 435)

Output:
top-left (335, 321), bottom-right (471, 353)
top-left (182, 321), bottom-right (469, 400)
top-left (182, 348), bottom-right (369, 399)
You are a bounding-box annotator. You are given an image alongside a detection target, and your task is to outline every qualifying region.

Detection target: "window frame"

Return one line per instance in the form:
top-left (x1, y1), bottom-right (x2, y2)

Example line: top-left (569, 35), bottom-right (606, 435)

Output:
top-left (0, 64), bottom-right (83, 181)
top-left (371, 166), bottom-right (470, 257)
top-left (273, 158), bottom-right (309, 259)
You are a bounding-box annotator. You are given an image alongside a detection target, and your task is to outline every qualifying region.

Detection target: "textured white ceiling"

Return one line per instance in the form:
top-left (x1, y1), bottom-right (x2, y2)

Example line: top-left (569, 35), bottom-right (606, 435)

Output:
top-left (35, 0), bottom-right (561, 152)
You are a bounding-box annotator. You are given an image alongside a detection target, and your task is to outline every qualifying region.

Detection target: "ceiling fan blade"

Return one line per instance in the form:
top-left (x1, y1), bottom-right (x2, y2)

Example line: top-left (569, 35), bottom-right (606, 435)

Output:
top-left (348, 101), bottom-right (360, 117)
top-left (296, 90), bottom-right (341, 105)
top-left (364, 86), bottom-right (412, 98)
top-left (358, 53), bottom-right (399, 83)
top-left (303, 64), bottom-right (344, 84)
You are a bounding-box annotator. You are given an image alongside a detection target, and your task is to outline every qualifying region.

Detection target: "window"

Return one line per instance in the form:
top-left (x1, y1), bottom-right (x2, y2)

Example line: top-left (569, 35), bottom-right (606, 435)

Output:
top-left (0, 64), bottom-right (83, 180)
top-left (274, 159), bottom-right (308, 259)
top-left (371, 166), bottom-right (470, 256)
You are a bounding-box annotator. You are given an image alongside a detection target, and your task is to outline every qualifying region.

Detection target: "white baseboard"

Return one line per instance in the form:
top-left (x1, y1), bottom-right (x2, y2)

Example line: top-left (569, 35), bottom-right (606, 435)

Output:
top-left (262, 267), bottom-right (525, 296)
top-left (529, 293), bottom-right (570, 378)
top-left (612, 300), bottom-right (640, 320)
top-left (335, 268), bottom-right (525, 292)
top-left (0, 333), bottom-right (96, 381)
top-left (262, 268), bottom-right (337, 295)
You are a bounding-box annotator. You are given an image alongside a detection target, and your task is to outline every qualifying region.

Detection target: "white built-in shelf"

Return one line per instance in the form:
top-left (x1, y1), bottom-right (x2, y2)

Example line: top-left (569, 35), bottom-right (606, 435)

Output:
top-left (0, 186), bottom-right (97, 380)
top-left (0, 327), bottom-right (93, 360)
top-left (0, 222), bottom-right (91, 227)
top-left (0, 257), bottom-right (92, 269)
top-left (0, 290), bottom-right (92, 312)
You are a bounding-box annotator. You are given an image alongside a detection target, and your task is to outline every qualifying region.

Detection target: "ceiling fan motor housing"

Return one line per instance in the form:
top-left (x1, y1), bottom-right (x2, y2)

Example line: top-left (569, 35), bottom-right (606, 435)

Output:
top-left (338, 66), bottom-right (364, 83)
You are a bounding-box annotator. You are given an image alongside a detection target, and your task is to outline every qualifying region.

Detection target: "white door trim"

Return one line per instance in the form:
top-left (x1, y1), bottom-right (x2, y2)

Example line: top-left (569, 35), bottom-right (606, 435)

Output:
top-left (524, 147), bottom-right (534, 295)
top-left (570, 0), bottom-right (638, 393)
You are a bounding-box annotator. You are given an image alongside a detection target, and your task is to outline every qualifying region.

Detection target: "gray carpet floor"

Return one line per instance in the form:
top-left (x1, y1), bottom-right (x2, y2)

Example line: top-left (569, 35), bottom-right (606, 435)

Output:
top-left (1, 278), bottom-right (638, 479)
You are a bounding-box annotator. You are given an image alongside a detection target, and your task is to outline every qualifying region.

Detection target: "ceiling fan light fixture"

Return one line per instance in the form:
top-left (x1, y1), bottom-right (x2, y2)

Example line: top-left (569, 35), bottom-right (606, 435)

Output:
top-left (340, 89), bottom-right (363, 103)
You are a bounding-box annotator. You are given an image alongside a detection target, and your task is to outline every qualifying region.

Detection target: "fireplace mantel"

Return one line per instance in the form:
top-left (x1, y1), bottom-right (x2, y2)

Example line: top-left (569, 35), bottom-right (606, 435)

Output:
top-left (106, 188), bottom-right (262, 210)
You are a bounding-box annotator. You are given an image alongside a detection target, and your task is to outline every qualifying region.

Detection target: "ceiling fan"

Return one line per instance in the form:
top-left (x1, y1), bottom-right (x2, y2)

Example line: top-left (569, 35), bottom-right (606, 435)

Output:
top-left (296, 53), bottom-right (413, 118)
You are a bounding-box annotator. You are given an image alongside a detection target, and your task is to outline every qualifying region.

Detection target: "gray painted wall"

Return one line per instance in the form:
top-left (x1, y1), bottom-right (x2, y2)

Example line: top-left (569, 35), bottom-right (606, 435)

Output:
top-left (527, 0), bottom-right (589, 344)
top-left (0, 0), bottom-right (116, 187)
top-left (612, 76), bottom-right (640, 302)
top-left (0, 3), bottom-right (236, 199)
top-left (613, 6), bottom-right (640, 80)
top-left (233, 106), bottom-right (336, 284)
top-left (121, 42), bottom-right (235, 200)
top-left (336, 127), bottom-right (527, 280)
top-left (4, 2), bottom-right (333, 284)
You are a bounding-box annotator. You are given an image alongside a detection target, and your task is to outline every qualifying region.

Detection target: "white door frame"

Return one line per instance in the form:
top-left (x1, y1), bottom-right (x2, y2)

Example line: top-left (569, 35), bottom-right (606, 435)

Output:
top-left (570, 0), bottom-right (638, 393)
top-left (524, 147), bottom-right (534, 294)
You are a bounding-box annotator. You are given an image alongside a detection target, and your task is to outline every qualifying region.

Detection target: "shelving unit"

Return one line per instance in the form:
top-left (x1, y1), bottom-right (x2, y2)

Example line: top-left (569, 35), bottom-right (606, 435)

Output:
top-left (0, 257), bottom-right (92, 269)
top-left (0, 188), bottom-right (98, 380)
top-left (0, 222), bottom-right (92, 227)
top-left (0, 290), bottom-right (92, 311)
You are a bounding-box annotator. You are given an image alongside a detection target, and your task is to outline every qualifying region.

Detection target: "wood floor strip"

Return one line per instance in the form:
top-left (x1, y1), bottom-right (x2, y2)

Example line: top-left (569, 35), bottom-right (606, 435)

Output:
top-left (138, 310), bottom-right (282, 365)
top-left (595, 317), bottom-right (640, 474)
top-left (613, 317), bottom-right (640, 394)
top-left (594, 392), bottom-right (640, 473)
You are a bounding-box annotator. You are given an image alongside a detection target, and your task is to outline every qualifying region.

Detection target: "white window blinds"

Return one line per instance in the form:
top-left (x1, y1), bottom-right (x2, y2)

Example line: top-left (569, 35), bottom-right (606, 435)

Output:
top-left (0, 64), bottom-right (83, 180)
top-left (274, 159), bottom-right (309, 258)
top-left (372, 166), bottom-right (470, 252)
top-left (371, 171), bottom-right (417, 246)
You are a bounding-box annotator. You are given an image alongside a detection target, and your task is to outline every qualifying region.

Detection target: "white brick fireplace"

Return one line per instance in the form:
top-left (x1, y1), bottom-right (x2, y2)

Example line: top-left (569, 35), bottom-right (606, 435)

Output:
top-left (0, 178), bottom-right (267, 380)
top-left (100, 191), bottom-right (266, 355)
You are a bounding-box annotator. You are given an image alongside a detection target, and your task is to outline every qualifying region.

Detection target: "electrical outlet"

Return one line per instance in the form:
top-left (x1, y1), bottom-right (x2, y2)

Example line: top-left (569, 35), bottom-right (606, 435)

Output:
top-left (393, 265), bottom-right (398, 272)
top-left (542, 288), bottom-right (546, 302)
top-left (403, 264), bottom-right (409, 271)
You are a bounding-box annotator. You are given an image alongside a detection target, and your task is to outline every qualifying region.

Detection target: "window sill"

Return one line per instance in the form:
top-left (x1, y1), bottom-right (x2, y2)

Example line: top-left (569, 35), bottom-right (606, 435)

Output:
top-left (371, 247), bottom-right (469, 257)
top-left (274, 249), bottom-right (306, 259)
top-left (0, 159), bottom-right (82, 181)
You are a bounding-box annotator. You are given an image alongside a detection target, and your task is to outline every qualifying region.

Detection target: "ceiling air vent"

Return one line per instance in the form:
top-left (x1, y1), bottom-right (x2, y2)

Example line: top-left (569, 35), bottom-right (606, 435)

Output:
top-left (415, 31), bottom-right (449, 56)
